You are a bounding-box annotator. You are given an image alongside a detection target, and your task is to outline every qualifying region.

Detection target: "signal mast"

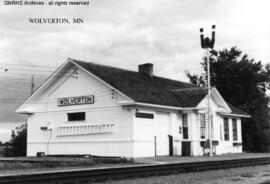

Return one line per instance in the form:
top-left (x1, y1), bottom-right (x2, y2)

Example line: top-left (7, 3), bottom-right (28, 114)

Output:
top-left (199, 25), bottom-right (216, 156)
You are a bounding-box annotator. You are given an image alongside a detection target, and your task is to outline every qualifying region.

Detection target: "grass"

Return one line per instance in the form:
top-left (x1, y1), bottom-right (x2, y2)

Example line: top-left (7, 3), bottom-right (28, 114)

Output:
top-left (0, 156), bottom-right (134, 175)
top-left (2, 153), bottom-right (270, 183)
top-left (92, 164), bottom-right (270, 184)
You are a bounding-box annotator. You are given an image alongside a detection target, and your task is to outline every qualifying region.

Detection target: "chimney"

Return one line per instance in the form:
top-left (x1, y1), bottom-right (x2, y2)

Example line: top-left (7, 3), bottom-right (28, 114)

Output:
top-left (138, 63), bottom-right (153, 77)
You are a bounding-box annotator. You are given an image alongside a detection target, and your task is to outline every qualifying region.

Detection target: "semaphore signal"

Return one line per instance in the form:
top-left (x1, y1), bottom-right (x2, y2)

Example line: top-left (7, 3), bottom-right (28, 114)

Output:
top-left (199, 25), bottom-right (216, 157)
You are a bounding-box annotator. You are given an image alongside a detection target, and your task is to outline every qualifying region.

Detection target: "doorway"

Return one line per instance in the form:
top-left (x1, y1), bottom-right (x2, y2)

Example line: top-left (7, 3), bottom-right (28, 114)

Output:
top-left (181, 141), bottom-right (191, 156)
top-left (168, 135), bottom-right (173, 156)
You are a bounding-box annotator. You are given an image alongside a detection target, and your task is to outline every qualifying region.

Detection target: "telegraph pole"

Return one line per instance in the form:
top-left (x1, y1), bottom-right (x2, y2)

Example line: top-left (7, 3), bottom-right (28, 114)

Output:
top-left (200, 25), bottom-right (216, 156)
top-left (31, 75), bottom-right (34, 95)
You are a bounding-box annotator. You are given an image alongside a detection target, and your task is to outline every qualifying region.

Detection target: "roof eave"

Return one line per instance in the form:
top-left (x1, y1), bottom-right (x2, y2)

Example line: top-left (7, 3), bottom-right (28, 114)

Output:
top-left (16, 60), bottom-right (70, 113)
top-left (119, 101), bottom-right (203, 111)
top-left (211, 87), bottom-right (232, 112)
top-left (217, 112), bottom-right (251, 118)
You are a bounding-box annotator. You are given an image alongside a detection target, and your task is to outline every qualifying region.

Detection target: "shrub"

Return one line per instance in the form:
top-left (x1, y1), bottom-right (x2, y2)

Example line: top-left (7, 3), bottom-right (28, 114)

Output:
top-left (4, 123), bottom-right (27, 157)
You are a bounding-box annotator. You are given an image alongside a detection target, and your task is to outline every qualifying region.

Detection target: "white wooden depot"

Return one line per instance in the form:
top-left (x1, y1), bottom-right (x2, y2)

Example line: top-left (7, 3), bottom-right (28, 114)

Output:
top-left (16, 59), bottom-right (247, 158)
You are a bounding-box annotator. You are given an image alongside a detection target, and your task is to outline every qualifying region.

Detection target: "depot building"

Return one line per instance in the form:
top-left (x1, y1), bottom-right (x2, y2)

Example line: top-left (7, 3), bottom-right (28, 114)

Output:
top-left (17, 58), bottom-right (250, 157)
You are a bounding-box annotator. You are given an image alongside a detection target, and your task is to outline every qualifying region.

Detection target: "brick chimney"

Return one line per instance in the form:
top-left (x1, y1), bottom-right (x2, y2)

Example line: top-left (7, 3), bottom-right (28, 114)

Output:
top-left (138, 63), bottom-right (153, 77)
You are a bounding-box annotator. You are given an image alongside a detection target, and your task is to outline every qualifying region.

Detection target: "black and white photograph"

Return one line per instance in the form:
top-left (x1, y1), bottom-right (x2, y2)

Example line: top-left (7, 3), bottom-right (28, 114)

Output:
top-left (0, 0), bottom-right (270, 183)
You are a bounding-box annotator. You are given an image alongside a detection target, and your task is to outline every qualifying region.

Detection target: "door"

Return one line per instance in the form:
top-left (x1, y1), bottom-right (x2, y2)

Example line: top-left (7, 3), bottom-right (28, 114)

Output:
top-left (182, 141), bottom-right (191, 156)
top-left (155, 112), bottom-right (170, 156)
top-left (168, 135), bottom-right (173, 156)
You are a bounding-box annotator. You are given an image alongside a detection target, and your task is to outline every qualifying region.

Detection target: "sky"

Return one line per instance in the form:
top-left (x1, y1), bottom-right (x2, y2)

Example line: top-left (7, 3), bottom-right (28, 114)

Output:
top-left (0, 0), bottom-right (270, 140)
top-left (0, 122), bottom-right (24, 143)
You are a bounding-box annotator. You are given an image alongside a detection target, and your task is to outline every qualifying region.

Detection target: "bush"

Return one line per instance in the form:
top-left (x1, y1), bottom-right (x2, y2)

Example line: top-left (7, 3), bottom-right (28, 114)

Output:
top-left (4, 124), bottom-right (27, 157)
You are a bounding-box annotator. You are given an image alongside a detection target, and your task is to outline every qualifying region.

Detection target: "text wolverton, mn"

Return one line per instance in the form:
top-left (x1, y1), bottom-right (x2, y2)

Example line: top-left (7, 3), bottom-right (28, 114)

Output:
top-left (28, 18), bottom-right (84, 24)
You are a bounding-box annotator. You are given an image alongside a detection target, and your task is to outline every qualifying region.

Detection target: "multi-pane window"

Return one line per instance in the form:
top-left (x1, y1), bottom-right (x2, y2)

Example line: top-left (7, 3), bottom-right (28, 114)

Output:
top-left (224, 118), bottom-right (229, 141)
top-left (67, 112), bottom-right (85, 121)
top-left (232, 118), bottom-right (238, 141)
top-left (200, 114), bottom-right (206, 139)
top-left (182, 114), bottom-right (188, 139)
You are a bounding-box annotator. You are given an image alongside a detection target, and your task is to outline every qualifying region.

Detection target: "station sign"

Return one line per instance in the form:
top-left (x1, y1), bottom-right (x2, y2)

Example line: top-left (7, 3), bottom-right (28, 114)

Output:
top-left (57, 95), bottom-right (94, 106)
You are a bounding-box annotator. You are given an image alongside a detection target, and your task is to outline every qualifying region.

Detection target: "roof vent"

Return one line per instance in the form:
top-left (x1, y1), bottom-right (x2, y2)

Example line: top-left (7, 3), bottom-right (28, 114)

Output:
top-left (138, 63), bottom-right (153, 77)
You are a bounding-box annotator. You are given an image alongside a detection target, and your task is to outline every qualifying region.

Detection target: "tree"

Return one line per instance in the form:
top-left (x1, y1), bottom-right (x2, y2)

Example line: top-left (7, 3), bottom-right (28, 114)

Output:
top-left (4, 123), bottom-right (27, 157)
top-left (186, 47), bottom-right (270, 152)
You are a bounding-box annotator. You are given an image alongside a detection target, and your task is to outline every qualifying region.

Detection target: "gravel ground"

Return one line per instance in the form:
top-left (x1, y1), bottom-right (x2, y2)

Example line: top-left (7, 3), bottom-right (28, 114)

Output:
top-left (95, 164), bottom-right (270, 184)
top-left (135, 153), bottom-right (270, 164)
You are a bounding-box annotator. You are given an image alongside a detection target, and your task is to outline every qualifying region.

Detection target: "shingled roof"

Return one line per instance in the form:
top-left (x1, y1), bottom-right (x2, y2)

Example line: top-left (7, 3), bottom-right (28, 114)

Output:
top-left (70, 59), bottom-right (249, 117)
top-left (71, 59), bottom-right (195, 107)
top-left (171, 88), bottom-right (207, 107)
top-left (228, 103), bottom-right (250, 117)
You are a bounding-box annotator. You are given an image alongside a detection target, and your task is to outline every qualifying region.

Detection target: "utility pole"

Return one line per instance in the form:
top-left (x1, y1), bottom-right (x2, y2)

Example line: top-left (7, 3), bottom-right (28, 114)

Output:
top-left (31, 75), bottom-right (34, 95)
top-left (199, 25), bottom-right (216, 156)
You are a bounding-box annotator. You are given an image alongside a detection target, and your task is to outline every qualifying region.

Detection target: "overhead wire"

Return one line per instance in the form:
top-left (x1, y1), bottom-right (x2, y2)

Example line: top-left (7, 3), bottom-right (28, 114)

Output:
top-left (0, 63), bottom-right (117, 104)
top-left (0, 63), bottom-right (68, 78)
top-left (0, 67), bottom-right (55, 73)
top-left (0, 90), bottom-right (113, 101)
top-left (0, 63), bottom-right (58, 69)
top-left (0, 87), bottom-right (117, 104)
top-left (0, 69), bottom-right (78, 78)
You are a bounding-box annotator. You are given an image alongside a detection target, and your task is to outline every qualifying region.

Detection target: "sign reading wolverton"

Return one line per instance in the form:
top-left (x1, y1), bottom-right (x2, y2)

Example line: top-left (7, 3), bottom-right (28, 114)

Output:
top-left (57, 95), bottom-right (94, 106)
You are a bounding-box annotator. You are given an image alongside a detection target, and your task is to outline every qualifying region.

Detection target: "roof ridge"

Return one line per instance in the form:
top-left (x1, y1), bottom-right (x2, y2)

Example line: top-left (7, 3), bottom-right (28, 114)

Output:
top-left (69, 58), bottom-right (137, 73)
top-left (170, 87), bottom-right (205, 92)
top-left (153, 76), bottom-right (195, 86)
top-left (69, 58), bottom-right (194, 86)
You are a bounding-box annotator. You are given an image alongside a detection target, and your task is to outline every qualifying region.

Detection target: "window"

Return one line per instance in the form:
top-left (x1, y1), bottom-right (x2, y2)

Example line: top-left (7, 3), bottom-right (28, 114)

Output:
top-left (135, 112), bottom-right (154, 119)
top-left (67, 112), bottom-right (85, 121)
top-left (232, 118), bottom-right (238, 141)
top-left (182, 114), bottom-right (188, 139)
top-left (220, 124), bottom-right (223, 140)
top-left (224, 118), bottom-right (229, 141)
top-left (200, 114), bottom-right (206, 139)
